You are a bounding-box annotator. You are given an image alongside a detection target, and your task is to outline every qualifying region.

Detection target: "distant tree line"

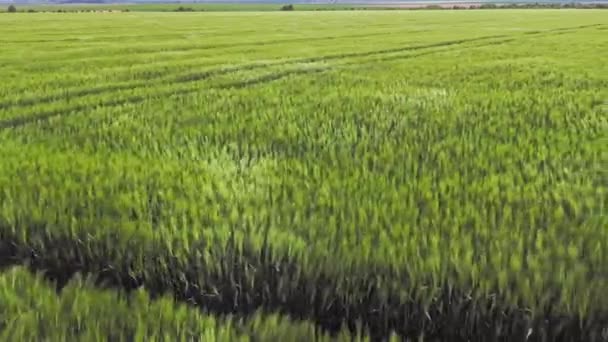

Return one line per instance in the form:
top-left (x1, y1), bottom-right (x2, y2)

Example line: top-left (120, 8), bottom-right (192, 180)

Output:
top-left (4, 5), bottom-right (132, 13)
top-left (174, 6), bottom-right (196, 12)
top-left (463, 2), bottom-right (607, 9)
top-left (4, 2), bottom-right (607, 13)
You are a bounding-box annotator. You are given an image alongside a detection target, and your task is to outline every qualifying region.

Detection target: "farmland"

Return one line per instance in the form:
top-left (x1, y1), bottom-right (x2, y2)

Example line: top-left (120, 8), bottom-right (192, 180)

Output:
top-left (0, 10), bottom-right (607, 341)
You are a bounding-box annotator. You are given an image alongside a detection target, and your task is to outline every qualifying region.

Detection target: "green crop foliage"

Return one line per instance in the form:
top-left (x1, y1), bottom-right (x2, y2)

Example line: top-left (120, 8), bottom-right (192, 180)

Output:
top-left (0, 10), bottom-right (606, 341)
top-left (0, 266), bottom-right (363, 341)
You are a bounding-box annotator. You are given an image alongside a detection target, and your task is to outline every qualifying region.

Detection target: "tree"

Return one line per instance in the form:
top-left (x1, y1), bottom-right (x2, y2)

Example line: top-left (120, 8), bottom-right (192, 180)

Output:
top-left (175, 6), bottom-right (194, 12)
top-left (280, 4), bottom-right (294, 11)
top-left (7, 4), bottom-right (17, 13)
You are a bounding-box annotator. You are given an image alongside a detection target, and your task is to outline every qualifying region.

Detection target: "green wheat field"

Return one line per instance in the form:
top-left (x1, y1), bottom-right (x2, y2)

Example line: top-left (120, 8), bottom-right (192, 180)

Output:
top-left (0, 9), bottom-right (607, 341)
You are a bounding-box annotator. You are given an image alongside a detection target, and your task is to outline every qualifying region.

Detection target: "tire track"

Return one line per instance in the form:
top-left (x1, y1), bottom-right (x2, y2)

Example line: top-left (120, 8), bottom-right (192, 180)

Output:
top-left (523, 23), bottom-right (603, 35)
top-left (0, 60), bottom-right (275, 112)
top-left (0, 66), bottom-right (333, 131)
top-left (0, 33), bottom-right (507, 113)
top-left (0, 34), bottom-right (546, 115)
top-left (219, 67), bottom-right (329, 89)
top-left (0, 83), bottom-right (147, 111)
top-left (1, 24), bottom-right (599, 130)
top-left (2, 22), bottom-right (600, 111)
top-left (348, 38), bottom-right (516, 65)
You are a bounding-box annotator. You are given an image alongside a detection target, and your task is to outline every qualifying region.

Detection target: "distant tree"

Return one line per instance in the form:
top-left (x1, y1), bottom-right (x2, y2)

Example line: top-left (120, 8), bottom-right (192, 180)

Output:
top-left (7, 4), bottom-right (17, 13)
top-left (280, 4), bottom-right (294, 11)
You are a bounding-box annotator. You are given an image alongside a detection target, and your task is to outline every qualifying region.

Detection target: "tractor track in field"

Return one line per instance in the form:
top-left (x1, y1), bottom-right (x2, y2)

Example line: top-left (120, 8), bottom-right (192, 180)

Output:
top-left (351, 38), bottom-right (517, 65)
top-left (219, 67), bottom-right (329, 89)
top-left (0, 29), bottom-right (540, 108)
top-left (0, 67), bottom-right (334, 130)
top-left (523, 23), bottom-right (603, 35)
top-left (6, 22), bottom-right (603, 68)
top-left (2, 21), bottom-right (600, 75)
top-left (0, 24), bottom-right (604, 131)
top-left (1, 22), bottom-right (602, 104)
top-left (0, 32), bottom-right (509, 113)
